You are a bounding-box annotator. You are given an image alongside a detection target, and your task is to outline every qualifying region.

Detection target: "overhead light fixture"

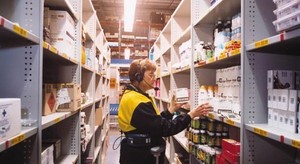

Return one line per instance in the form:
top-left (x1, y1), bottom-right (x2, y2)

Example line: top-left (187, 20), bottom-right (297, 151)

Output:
top-left (124, 0), bottom-right (136, 32)
top-left (124, 48), bottom-right (130, 59)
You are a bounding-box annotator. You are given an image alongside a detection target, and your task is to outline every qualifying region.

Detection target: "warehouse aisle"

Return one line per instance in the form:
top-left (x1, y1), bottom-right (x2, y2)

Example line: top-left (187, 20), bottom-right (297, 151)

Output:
top-left (105, 128), bottom-right (122, 164)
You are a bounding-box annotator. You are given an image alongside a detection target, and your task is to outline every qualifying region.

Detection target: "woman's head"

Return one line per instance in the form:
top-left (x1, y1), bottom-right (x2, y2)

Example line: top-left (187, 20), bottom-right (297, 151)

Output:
top-left (128, 58), bottom-right (157, 84)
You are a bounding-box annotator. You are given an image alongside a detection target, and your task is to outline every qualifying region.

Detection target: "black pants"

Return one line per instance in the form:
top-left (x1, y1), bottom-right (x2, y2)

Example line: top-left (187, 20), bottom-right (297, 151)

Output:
top-left (119, 138), bottom-right (165, 164)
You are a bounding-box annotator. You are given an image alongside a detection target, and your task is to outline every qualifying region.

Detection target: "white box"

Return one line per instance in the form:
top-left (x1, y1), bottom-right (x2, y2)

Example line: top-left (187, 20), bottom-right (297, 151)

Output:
top-left (288, 90), bottom-right (298, 112)
top-left (174, 88), bottom-right (189, 103)
top-left (267, 70), bottom-right (295, 89)
top-left (273, 89), bottom-right (279, 109)
top-left (268, 108), bottom-right (275, 127)
top-left (268, 89), bottom-right (273, 108)
top-left (0, 99), bottom-right (21, 142)
top-left (51, 32), bottom-right (75, 57)
top-left (49, 10), bottom-right (75, 36)
top-left (278, 89), bottom-right (289, 111)
top-left (277, 109), bottom-right (285, 128)
top-left (283, 111), bottom-right (297, 133)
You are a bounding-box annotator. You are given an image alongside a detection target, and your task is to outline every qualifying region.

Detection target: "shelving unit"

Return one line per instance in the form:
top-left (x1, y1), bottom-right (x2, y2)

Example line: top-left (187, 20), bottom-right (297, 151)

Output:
top-left (152, 0), bottom-right (300, 163)
top-left (0, 0), bottom-right (110, 163)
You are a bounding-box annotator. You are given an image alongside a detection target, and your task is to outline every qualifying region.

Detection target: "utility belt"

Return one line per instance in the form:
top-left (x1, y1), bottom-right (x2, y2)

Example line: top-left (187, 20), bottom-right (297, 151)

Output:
top-left (125, 133), bottom-right (151, 147)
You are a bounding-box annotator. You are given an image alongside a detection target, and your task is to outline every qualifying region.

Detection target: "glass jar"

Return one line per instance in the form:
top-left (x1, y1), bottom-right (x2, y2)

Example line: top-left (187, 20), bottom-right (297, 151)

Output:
top-left (207, 119), bottom-right (215, 132)
top-left (215, 133), bottom-right (222, 147)
top-left (223, 123), bottom-right (229, 132)
top-left (200, 117), bottom-right (207, 130)
top-left (207, 131), bottom-right (215, 147)
top-left (194, 117), bottom-right (200, 129)
top-left (200, 130), bottom-right (207, 144)
top-left (193, 130), bottom-right (200, 144)
top-left (215, 121), bottom-right (223, 132)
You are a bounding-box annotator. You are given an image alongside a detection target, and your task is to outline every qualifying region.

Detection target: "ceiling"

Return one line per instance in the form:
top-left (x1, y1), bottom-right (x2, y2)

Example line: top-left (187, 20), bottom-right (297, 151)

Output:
top-left (92, 0), bottom-right (181, 59)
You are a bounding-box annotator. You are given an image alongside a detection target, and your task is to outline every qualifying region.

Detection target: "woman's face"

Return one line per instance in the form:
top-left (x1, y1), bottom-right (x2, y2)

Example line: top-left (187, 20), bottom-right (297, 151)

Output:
top-left (142, 70), bottom-right (156, 89)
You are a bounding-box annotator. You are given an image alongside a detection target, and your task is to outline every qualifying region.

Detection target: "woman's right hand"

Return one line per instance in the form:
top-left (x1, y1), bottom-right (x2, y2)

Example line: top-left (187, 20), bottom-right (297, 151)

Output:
top-left (187, 103), bottom-right (213, 119)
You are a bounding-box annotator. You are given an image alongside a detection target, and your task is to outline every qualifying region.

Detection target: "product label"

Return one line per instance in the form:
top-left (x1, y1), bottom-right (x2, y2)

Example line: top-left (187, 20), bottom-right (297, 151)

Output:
top-left (253, 127), bottom-right (268, 137)
top-left (218, 52), bottom-right (228, 60)
top-left (225, 119), bottom-right (235, 126)
top-left (43, 42), bottom-right (48, 49)
top-left (207, 57), bottom-right (216, 64)
top-left (13, 25), bottom-right (28, 38)
top-left (11, 134), bottom-right (25, 146)
top-left (49, 45), bottom-right (58, 54)
top-left (291, 140), bottom-right (300, 149)
top-left (207, 113), bottom-right (215, 119)
top-left (54, 118), bottom-right (61, 124)
top-left (230, 49), bottom-right (240, 56)
top-left (254, 39), bottom-right (269, 48)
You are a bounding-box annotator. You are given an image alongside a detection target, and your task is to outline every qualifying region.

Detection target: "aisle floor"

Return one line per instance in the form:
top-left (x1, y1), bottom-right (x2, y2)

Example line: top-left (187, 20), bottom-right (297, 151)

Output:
top-left (104, 128), bottom-right (122, 164)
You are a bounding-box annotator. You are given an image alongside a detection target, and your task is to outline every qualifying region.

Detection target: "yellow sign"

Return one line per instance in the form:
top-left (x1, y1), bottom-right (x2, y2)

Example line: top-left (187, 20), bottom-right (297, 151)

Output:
top-left (13, 25), bottom-right (28, 37)
top-left (230, 49), bottom-right (240, 56)
top-left (253, 127), bottom-right (268, 137)
top-left (11, 134), bottom-right (25, 146)
top-left (291, 140), bottom-right (300, 149)
top-left (49, 45), bottom-right (58, 54)
top-left (54, 118), bottom-right (61, 124)
top-left (254, 39), bottom-right (269, 48)
top-left (218, 53), bottom-right (227, 60)
top-left (225, 119), bottom-right (235, 126)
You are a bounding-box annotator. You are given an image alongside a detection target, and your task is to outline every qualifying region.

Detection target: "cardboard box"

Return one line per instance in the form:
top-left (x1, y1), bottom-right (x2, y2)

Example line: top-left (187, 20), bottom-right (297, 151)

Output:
top-left (278, 89), bottom-right (289, 111)
top-left (43, 84), bottom-right (57, 116)
top-left (267, 89), bottom-right (273, 108)
top-left (284, 111), bottom-right (297, 133)
top-left (0, 99), bottom-right (21, 142)
top-left (222, 139), bottom-right (240, 155)
top-left (56, 83), bottom-right (81, 112)
top-left (95, 107), bottom-right (103, 126)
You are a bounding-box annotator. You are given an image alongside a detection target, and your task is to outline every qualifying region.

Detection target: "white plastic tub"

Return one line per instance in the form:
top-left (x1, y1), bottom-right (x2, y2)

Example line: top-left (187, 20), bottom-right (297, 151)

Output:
top-left (274, 0), bottom-right (300, 19)
top-left (273, 0), bottom-right (293, 8)
top-left (273, 9), bottom-right (300, 32)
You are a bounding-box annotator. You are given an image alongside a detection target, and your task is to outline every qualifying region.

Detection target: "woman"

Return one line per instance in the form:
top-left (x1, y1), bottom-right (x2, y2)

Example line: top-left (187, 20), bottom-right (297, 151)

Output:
top-left (118, 58), bottom-right (212, 164)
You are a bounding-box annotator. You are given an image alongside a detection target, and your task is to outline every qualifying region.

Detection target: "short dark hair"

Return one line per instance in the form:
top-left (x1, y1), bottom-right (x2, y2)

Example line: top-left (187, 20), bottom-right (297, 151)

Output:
top-left (128, 59), bottom-right (156, 83)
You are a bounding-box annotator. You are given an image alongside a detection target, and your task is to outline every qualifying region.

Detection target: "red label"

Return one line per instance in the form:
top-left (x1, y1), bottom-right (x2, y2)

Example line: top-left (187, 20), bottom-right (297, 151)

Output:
top-left (48, 92), bottom-right (55, 111)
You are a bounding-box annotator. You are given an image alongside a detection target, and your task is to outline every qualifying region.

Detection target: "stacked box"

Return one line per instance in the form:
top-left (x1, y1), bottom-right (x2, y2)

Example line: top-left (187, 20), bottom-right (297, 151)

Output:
top-left (56, 84), bottom-right (81, 112)
top-left (0, 99), bottom-right (21, 142)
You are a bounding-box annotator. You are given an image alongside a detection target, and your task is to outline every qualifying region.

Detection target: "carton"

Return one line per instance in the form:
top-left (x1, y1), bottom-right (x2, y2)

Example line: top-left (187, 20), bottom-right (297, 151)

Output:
top-left (56, 83), bottom-right (81, 112)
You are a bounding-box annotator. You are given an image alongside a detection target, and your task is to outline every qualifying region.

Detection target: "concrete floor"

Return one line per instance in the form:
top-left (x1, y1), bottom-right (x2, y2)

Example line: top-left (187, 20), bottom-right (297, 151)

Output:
top-left (104, 128), bottom-right (122, 164)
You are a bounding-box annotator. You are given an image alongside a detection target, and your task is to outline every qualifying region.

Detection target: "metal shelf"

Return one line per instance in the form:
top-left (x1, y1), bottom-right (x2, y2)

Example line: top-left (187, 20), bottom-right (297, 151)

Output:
top-left (173, 131), bottom-right (189, 152)
top-left (42, 112), bottom-right (74, 130)
top-left (246, 28), bottom-right (300, 54)
top-left (207, 112), bottom-right (241, 128)
top-left (173, 25), bottom-right (191, 46)
top-left (0, 127), bottom-right (37, 152)
top-left (0, 16), bottom-right (39, 47)
top-left (44, 0), bottom-right (79, 21)
top-left (194, 0), bottom-right (241, 26)
top-left (43, 42), bottom-right (79, 65)
top-left (246, 124), bottom-right (300, 149)
top-left (81, 100), bottom-right (94, 110)
top-left (93, 146), bottom-right (101, 163)
top-left (56, 155), bottom-right (78, 164)
top-left (82, 64), bottom-right (94, 73)
top-left (195, 49), bottom-right (240, 69)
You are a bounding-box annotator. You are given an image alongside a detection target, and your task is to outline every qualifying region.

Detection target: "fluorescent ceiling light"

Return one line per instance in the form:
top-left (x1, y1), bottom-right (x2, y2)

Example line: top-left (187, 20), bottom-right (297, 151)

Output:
top-left (124, 0), bottom-right (136, 32)
top-left (124, 48), bottom-right (130, 59)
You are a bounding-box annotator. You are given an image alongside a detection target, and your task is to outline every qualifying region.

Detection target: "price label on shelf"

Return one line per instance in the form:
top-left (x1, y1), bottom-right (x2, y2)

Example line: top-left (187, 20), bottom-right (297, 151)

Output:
top-left (253, 127), bottom-right (268, 137)
top-left (230, 49), bottom-right (240, 56)
top-left (218, 52), bottom-right (228, 60)
top-left (206, 57), bottom-right (216, 64)
top-left (43, 42), bottom-right (49, 49)
top-left (291, 140), bottom-right (300, 149)
top-left (11, 134), bottom-right (25, 147)
top-left (13, 25), bottom-right (28, 38)
top-left (254, 39), bottom-right (269, 48)
top-left (61, 53), bottom-right (68, 58)
top-left (49, 45), bottom-right (58, 54)
top-left (207, 113), bottom-right (215, 119)
top-left (225, 119), bottom-right (235, 126)
top-left (54, 118), bottom-right (61, 124)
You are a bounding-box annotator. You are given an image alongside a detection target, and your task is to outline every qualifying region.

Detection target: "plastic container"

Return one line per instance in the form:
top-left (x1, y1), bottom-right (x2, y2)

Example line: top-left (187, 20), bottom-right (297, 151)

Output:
top-left (273, 10), bottom-right (300, 32)
top-left (273, 0), bottom-right (293, 8)
top-left (273, 0), bottom-right (300, 19)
